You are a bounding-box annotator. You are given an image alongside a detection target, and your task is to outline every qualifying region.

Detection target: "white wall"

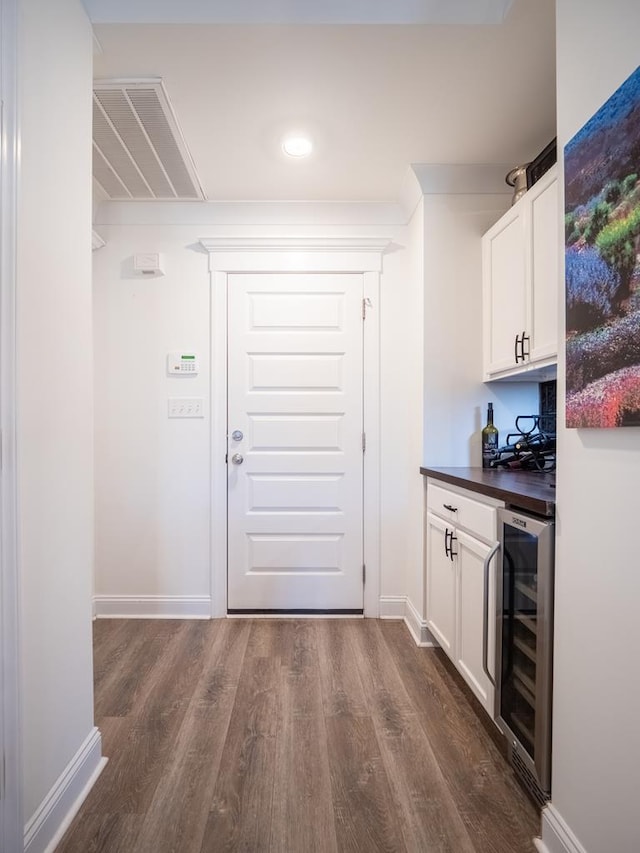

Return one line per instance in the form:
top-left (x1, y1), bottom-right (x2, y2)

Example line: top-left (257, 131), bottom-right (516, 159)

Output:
top-left (18, 0), bottom-right (98, 835)
top-left (378, 208), bottom-right (426, 614)
top-left (1, 2), bottom-right (22, 849)
top-left (92, 207), bottom-right (424, 617)
top-left (398, 199), bottom-right (425, 618)
top-left (544, 3), bottom-right (640, 852)
top-left (93, 227), bottom-right (212, 611)
top-left (422, 193), bottom-right (540, 468)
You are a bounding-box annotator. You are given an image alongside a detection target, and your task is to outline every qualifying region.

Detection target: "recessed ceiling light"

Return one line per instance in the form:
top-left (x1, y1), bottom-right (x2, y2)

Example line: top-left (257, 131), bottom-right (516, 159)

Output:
top-left (282, 136), bottom-right (313, 158)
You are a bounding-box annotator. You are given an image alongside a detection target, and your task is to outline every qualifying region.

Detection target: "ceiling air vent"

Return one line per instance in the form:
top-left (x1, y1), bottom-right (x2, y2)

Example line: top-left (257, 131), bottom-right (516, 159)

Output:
top-left (92, 79), bottom-right (204, 200)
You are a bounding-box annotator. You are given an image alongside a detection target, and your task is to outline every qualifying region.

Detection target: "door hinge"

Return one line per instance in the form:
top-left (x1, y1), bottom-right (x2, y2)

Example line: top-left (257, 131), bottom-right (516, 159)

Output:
top-left (362, 296), bottom-right (372, 320)
top-left (362, 432), bottom-right (366, 453)
top-left (362, 564), bottom-right (366, 584)
top-left (225, 453), bottom-right (228, 464)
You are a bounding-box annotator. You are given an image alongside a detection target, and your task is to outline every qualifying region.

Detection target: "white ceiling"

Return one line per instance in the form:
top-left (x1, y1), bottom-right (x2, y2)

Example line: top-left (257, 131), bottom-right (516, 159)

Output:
top-left (90, 0), bottom-right (556, 202)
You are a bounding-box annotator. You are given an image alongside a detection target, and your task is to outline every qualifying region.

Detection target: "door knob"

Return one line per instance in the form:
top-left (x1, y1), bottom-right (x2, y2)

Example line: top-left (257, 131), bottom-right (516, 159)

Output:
top-left (231, 430), bottom-right (243, 442)
top-left (231, 453), bottom-right (244, 465)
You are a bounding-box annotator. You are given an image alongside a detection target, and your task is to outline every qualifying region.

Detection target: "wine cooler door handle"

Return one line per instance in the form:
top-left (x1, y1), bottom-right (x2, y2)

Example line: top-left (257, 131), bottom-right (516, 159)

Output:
top-left (482, 541), bottom-right (501, 687)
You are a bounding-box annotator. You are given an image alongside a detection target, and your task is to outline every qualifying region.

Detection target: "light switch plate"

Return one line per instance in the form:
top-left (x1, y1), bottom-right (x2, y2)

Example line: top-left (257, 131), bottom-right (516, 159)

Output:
top-left (168, 397), bottom-right (204, 418)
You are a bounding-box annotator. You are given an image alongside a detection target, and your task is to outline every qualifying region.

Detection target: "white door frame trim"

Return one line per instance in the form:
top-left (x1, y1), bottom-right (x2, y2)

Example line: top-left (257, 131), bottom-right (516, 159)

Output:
top-left (0, 0), bottom-right (23, 848)
top-left (200, 236), bottom-right (388, 618)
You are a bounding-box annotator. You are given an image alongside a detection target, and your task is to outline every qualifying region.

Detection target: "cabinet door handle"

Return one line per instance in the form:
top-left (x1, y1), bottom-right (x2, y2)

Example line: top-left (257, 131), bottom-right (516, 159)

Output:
top-left (514, 331), bottom-right (530, 364)
top-left (448, 532), bottom-right (457, 561)
top-left (444, 528), bottom-right (457, 559)
top-left (443, 503), bottom-right (458, 512)
top-left (482, 541), bottom-right (501, 688)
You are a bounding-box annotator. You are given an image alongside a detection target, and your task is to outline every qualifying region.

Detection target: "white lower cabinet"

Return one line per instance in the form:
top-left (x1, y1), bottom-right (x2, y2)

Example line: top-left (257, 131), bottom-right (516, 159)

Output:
top-left (426, 480), bottom-right (502, 717)
top-left (425, 512), bottom-right (456, 656)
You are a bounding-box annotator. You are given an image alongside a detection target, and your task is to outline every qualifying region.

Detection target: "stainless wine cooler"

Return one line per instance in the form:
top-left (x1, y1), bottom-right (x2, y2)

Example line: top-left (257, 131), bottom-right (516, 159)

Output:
top-left (495, 507), bottom-right (555, 805)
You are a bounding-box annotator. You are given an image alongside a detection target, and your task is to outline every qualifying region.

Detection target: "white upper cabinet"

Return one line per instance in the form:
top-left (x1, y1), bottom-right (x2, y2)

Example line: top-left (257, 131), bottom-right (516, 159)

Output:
top-left (528, 170), bottom-right (559, 364)
top-left (482, 165), bottom-right (558, 380)
top-left (482, 205), bottom-right (527, 375)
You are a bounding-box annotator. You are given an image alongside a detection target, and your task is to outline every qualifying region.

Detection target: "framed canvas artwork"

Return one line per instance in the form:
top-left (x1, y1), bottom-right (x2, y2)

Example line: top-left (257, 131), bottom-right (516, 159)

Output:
top-left (565, 65), bottom-right (640, 428)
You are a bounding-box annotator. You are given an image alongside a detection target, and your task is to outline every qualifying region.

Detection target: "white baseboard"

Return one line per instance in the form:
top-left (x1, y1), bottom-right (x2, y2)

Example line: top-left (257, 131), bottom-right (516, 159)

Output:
top-left (534, 804), bottom-right (588, 853)
top-left (24, 727), bottom-right (106, 853)
top-left (404, 597), bottom-right (436, 646)
top-left (379, 595), bottom-right (436, 647)
top-left (378, 595), bottom-right (406, 619)
top-left (93, 595), bottom-right (212, 619)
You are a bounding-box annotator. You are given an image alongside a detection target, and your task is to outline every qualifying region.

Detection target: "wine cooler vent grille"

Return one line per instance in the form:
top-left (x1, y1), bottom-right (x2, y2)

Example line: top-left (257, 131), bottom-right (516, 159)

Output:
top-left (511, 743), bottom-right (549, 809)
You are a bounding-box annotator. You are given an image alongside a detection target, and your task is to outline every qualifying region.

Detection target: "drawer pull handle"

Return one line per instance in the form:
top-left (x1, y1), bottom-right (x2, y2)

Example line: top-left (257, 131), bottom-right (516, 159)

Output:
top-left (443, 503), bottom-right (458, 512)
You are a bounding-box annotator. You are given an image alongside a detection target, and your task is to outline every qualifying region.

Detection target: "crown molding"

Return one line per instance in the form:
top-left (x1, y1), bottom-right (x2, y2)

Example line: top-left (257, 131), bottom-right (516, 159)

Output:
top-left (198, 236), bottom-right (391, 254)
top-left (95, 199), bottom-right (406, 228)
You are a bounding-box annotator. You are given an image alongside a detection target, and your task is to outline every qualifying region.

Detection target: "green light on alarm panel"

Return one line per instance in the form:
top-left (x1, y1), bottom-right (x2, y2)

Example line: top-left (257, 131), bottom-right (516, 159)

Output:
top-left (181, 355), bottom-right (195, 360)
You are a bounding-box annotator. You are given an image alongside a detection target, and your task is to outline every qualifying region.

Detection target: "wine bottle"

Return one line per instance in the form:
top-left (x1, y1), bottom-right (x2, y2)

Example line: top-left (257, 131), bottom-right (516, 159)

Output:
top-left (482, 402), bottom-right (499, 469)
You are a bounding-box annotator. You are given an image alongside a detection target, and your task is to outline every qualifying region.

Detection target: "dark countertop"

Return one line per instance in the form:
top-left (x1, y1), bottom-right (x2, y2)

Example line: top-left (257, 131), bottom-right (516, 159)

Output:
top-left (420, 466), bottom-right (556, 517)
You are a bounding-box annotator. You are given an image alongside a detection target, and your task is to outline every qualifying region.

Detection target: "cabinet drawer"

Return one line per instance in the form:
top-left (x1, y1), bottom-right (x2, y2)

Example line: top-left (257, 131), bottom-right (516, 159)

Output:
top-left (426, 482), bottom-right (497, 543)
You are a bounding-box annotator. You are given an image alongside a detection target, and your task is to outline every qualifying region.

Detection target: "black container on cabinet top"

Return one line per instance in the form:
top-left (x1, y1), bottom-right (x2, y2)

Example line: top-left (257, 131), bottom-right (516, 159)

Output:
top-left (526, 139), bottom-right (557, 188)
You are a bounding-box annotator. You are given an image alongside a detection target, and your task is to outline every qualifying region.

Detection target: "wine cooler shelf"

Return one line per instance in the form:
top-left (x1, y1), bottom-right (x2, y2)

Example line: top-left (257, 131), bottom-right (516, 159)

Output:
top-left (511, 709), bottom-right (535, 750)
top-left (513, 630), bottom-right (536, 663)
top-left (515, 612), bottom-right (537, 636)
top-left (514, 672), bottom-right (536, 706)
top-left (515, 579), bottom-right (537, 603)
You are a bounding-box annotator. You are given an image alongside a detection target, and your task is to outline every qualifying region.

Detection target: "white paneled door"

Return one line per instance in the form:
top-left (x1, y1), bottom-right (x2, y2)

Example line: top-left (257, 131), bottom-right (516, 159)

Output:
top-left (227, 273), bottom-right (364, 611)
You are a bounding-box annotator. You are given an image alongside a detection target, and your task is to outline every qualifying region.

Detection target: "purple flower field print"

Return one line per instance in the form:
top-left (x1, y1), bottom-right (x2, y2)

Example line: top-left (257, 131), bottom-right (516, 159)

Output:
top-left (564, 64), bottom-right (640, 428)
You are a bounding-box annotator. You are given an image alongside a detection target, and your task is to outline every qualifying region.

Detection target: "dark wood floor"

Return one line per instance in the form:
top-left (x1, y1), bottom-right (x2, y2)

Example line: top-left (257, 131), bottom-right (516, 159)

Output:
top-left (56, 618), bottom-right (539, 852)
